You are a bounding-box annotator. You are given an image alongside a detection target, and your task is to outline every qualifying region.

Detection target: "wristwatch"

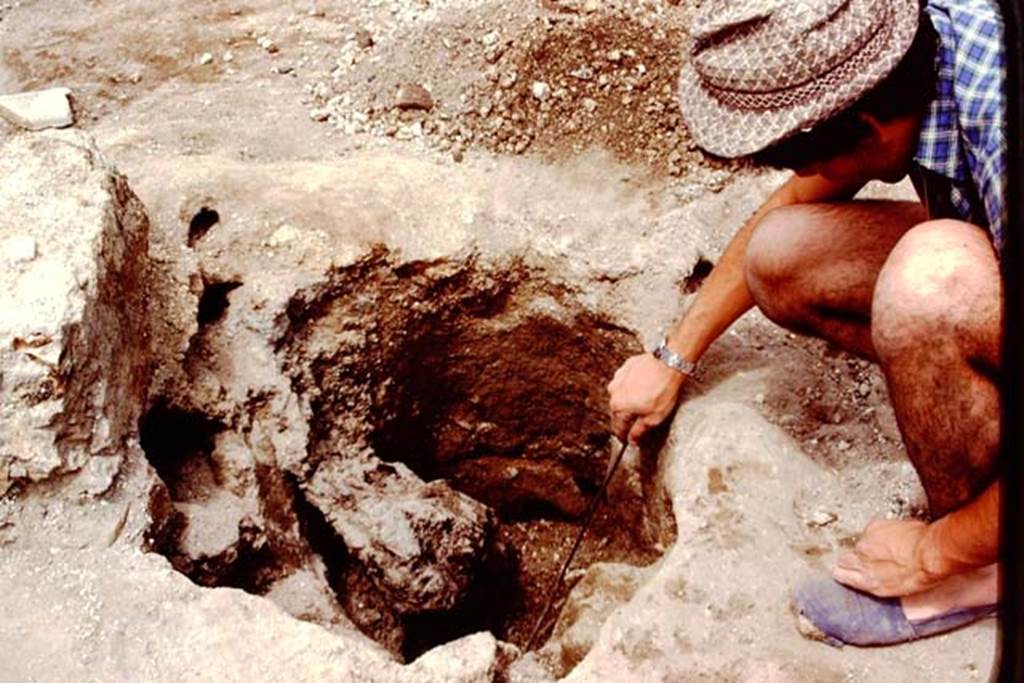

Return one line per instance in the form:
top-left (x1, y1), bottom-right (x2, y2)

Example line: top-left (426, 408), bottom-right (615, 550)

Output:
top-left (652, 337), bottom-right (698, 376)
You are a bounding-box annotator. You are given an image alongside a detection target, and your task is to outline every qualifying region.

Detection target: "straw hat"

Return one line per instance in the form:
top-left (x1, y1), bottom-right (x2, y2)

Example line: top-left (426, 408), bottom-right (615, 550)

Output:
top-left (677, 0), bottom-right (920, 158)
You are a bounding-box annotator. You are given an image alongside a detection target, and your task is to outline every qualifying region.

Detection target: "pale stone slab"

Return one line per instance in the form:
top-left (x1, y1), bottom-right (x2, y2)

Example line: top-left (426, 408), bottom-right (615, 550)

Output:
top-left (0, 130), bottom-right (150, 496)
top-left (0, 87), bottom-right (74, 131)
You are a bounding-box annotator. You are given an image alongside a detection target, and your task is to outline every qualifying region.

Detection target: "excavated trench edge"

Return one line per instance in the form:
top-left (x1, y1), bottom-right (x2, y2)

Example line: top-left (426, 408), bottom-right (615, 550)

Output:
top-left (140, 251), bottom-right (675, 664)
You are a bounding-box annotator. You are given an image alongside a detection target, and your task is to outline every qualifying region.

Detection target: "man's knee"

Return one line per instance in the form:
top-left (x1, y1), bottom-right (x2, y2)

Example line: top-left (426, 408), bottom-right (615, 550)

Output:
top-left (744, 205), bottom-right (818, 323)
top-left (871, 220), bottom-right (1001, 363)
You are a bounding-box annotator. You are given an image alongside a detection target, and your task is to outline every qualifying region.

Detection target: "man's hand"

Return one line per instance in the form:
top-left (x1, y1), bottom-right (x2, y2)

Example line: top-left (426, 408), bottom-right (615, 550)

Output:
top-left (832, 518), bottom-right (952, 597)
top-left (607, 353), bottom-right (686, 444)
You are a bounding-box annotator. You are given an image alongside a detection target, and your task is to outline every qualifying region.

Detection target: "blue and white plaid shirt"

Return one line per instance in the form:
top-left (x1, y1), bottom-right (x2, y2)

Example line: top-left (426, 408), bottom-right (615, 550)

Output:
top-left (914, 0), bottom-right (1007, 256)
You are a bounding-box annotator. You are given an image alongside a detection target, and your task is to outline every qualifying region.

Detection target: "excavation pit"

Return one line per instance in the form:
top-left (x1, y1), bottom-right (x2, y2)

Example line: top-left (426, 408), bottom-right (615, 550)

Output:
top-left (141, 253), bottom-right (669, 662)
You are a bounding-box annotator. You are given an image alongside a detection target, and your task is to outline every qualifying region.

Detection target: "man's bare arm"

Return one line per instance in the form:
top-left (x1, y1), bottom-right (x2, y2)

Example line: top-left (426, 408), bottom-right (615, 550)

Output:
top-left (665, 171), bottom-right (865, 363)
top-left (608, 171), bottom-right (865, 442)
top-left (921, 480), bottom-right (1001, 576)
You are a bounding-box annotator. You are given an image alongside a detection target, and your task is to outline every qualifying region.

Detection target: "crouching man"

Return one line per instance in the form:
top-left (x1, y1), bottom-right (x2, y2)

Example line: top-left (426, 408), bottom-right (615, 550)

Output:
top-left (607, 0), bottom-right (1005, 645)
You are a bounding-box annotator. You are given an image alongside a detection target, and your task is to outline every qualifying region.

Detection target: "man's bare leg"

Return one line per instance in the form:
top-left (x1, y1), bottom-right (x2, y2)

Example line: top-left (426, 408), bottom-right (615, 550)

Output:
top-left (743, 200), bottom-right (927, 359)
top-left (744, 203), bottom-right (1002, 619)
top-left (872, 219), bottom-right (1002, 618)
top-left (870, 219), bottom-right (1002, 515)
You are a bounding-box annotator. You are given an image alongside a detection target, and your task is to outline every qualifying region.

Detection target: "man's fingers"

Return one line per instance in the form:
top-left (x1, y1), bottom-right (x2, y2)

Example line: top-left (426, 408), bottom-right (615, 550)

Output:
top-left (610, 411), bottom-right (634, 442)
top-left (863, 518), bottom-right (892, 534)
top-left (833, 552), bottom-right (873, 589)
top-left (832, 565), bottom-right (874, 592)
top-left (835, 550), bottom-right (865, 571)
top-left (627, 416), bottom-right (650, 444)
top-left (833, 552), bottom-right (877, 591)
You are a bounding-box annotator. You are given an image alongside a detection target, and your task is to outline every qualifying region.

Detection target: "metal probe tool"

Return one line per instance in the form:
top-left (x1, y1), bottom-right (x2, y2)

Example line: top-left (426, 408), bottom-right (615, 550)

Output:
top-left (523, 439), bottom-right (630, 652)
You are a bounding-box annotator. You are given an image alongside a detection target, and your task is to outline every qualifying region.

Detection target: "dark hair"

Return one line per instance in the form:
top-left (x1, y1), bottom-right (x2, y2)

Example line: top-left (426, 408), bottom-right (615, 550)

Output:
top-left (752, 15), bottom-right (938, 170)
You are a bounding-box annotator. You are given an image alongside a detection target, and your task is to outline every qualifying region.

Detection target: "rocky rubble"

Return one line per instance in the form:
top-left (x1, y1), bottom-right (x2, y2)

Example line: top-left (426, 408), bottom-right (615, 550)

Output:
top-left (0, 545), bottom-right (518, 682)
top-left (303, 0), bottom-right (740, 189)
top-left (306, 456), bottom-right (498, 614)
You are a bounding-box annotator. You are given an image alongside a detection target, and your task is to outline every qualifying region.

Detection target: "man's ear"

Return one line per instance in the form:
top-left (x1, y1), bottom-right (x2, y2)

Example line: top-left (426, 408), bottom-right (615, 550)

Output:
top-left (856, 112), bottom-right (886, 144)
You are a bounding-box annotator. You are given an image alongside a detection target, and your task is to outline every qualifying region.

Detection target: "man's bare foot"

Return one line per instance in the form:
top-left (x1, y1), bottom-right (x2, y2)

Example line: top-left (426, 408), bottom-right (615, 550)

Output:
top-left (901, 563), bottom-right (999, 620)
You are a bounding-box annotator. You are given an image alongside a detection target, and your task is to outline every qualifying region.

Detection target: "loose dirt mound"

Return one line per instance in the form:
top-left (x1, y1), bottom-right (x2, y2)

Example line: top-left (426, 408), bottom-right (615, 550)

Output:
top-left (463, 14), bottom-right (694, 168)
top-left (311, 0), bottom-right (738, 185)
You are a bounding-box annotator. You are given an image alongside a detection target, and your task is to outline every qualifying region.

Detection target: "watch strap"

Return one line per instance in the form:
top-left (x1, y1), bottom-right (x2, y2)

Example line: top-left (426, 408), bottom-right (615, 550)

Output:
top-left (652, 337), bottom-right (698, 375)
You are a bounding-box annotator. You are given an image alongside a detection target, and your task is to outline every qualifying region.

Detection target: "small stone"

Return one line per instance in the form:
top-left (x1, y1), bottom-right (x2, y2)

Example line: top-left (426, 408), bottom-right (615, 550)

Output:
top-left (483, 46), bottom-right (504, 65)
top-left (395, 83), bottom-right (434, 111)
top-left (1, 235), bottom-right (37, 263)
top-left (452, 148), bottom-right (464, 163)
top-left (223, 51), bottom-right (234, 62)
top-left (808, 510), bottom-right (837, 527)
top-left (569, 66), bottom-right (594, 80)
top-left (530, 81), bottom-right (551, 101)
top-left (0, 87), bottom-right (75, 131)
top-left (274, 65), bottom-right (294, 75)
top-left (309, 108), bottom-right (329, 122)
top-left (498, 71), bottom-right (517, 89)
top-left (257, 36), bottom-right (279, 53)
top-left (754, 393), bottom-right (765, 404)
top-left (266, 224), bottom-right (300, 247)
top-left (836, 439), bottom-right (851, 451)
top-left (355, 28), bottom-right (374, 49)
top-left (198, 52), bottom-right (214, 65)
top-left (582, 97), bottom-right (598, 113)
top-left (480, 30), bottom-right (499, 47)
top-left (606, 49), bottom-right (622, 63)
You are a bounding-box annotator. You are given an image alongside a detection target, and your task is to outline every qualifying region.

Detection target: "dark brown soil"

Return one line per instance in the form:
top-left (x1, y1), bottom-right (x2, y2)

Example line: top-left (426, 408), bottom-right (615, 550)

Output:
top-left (498, 502), bottom-right (661, 648)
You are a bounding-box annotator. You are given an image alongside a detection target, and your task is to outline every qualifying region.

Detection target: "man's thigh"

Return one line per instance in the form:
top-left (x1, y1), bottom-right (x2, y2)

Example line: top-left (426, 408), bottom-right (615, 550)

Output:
top-left (745, 199), bottom-right (928, 323)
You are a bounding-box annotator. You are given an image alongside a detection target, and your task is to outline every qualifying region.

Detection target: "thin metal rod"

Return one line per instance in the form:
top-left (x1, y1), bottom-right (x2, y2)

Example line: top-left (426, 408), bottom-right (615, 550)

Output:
top-left (523, 440), bottom-right (630, 652)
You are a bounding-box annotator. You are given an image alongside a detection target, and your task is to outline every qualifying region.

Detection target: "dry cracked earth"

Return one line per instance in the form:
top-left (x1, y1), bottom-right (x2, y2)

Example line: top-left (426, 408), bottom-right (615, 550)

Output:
top-left (0, 0), bottom-right (997, 681)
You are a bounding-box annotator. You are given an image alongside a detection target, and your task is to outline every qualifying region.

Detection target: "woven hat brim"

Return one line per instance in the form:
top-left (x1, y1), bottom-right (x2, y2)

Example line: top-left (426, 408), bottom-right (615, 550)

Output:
top-left (676, 0), bottom-right (920, 159)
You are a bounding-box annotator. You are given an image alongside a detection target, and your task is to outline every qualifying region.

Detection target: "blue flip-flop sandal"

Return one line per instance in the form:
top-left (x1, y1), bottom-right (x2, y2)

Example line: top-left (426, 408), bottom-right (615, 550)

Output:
top-left (792, 577), bottom-right (997, 647)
